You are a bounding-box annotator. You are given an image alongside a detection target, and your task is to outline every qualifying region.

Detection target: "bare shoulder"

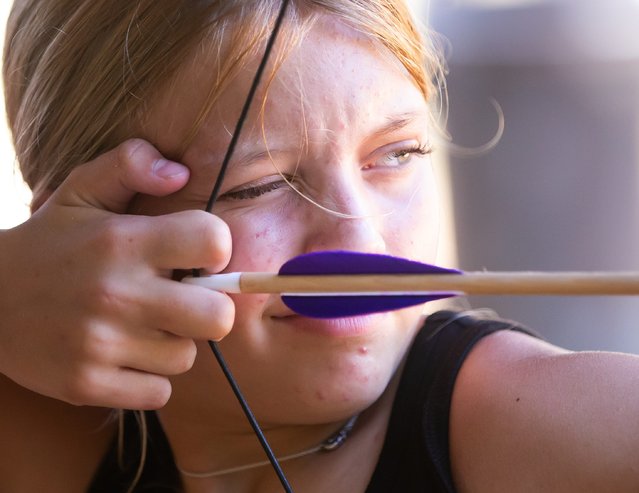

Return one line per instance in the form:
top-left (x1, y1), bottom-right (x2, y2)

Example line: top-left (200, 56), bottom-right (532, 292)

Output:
top-left (450, 328), bottom-right (639, 493)
top-left (0, 375), bottom-right (114, 493)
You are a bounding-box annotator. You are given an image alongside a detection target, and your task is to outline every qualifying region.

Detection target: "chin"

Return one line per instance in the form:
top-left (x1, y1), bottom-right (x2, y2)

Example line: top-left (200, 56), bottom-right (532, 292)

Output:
top-left (289, 349), bottom-right (401, 421)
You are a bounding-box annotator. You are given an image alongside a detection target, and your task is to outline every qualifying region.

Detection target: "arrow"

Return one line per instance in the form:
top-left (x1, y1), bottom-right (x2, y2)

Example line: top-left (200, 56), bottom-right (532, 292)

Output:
top-left (182, 250), bottom-right (639, 318)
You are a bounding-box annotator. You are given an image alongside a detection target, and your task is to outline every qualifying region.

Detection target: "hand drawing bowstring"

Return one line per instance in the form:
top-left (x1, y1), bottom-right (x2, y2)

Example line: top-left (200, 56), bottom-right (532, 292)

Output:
top-left (192, 0), bottom-right (294, 491)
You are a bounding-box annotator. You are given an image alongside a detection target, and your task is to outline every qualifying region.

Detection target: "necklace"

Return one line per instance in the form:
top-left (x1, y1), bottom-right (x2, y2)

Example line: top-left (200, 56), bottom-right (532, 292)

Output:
top-left (178, 415), bottom-right (359, 479)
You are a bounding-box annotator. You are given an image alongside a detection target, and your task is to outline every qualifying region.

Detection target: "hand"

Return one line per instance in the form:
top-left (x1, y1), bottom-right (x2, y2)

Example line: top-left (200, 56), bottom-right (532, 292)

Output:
top-left (0, 139), bottom-right (234, 409)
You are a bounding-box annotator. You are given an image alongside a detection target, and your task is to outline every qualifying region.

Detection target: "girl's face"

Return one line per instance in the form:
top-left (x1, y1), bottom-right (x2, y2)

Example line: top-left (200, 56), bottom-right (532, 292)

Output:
top-left (136, 18), bottom-right (441, 424)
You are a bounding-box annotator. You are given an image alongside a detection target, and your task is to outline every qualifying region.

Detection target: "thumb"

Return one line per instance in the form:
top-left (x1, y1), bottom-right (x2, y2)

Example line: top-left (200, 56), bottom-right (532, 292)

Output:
top-left (51, 139), bottom-right (190, 213)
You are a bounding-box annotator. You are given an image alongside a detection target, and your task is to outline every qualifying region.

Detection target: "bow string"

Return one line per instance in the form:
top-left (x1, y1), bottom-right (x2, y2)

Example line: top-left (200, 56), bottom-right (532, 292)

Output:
top-left (195, 0), bottom-right (293, 491)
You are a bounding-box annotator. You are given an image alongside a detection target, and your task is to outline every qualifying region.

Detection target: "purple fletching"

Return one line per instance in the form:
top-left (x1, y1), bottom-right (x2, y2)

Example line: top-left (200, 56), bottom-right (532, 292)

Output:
top-left (279, 250), bottom-right (461, 318)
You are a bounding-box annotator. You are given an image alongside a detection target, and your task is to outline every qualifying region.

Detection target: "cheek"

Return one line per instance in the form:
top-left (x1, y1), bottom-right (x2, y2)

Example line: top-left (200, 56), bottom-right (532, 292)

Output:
top-left (223, 209), bottom-right (303, 271)
top-left (385, 174), bottom-right (441, 261)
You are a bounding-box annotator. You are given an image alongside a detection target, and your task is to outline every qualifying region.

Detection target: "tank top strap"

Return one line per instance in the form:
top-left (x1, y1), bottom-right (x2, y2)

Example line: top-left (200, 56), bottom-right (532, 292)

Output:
top-left (366, 309), bottom-right (539, 493)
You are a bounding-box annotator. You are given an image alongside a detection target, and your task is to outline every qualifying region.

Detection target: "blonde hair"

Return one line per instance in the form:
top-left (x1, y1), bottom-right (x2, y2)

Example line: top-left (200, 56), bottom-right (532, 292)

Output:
top-left (3, 0), bottom-right (445, 487)
top-left (3, 0), bottom-right (445, 209)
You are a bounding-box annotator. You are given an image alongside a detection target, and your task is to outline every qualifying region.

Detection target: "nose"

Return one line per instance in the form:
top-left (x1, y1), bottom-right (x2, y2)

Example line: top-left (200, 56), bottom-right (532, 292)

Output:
top-left (300, 189), bottom-right (387, 255)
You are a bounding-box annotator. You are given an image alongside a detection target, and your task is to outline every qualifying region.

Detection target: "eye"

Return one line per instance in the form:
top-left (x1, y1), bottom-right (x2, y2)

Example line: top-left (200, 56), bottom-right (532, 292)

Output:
top-left (382, 144), bottom-right (432, 166)
top-left (218, 176), bottom-right (293, 201)
top-left (375, 143), bottom-right (432, 169)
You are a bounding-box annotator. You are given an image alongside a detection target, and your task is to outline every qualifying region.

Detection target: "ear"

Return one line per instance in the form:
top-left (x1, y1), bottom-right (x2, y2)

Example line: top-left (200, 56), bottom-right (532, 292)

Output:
top-left (30, 188), bottom-right (54, 214)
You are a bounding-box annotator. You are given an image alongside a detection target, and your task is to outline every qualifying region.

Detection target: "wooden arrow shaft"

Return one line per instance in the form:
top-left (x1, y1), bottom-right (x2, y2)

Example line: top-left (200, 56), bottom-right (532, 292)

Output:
top-left (236, 272), bottom-right (639, 295)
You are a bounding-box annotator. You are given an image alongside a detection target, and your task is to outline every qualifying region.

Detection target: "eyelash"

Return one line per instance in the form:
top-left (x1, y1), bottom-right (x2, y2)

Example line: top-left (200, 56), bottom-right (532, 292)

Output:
top-left (219, 143), bottom-right (432, 202)
top-left (219, 179), bottom-right (290, 201)
top-left (380, 143), bottom-right (433, 167)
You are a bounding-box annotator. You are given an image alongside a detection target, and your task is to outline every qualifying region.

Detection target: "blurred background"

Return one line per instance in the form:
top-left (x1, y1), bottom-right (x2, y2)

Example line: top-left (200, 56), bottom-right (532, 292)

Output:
top-left (2, 0), bottom-right (639, 351)
top-left (421, 0), bottom-right (639, 352)
top-left (0, 1), bottom-right (30, 229)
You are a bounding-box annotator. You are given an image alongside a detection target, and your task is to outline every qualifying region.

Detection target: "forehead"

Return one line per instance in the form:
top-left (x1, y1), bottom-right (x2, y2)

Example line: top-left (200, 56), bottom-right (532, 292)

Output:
top-left (264, 19), bottom-right (422, 130)
top-left (141, 16), bottom-right (427, 169)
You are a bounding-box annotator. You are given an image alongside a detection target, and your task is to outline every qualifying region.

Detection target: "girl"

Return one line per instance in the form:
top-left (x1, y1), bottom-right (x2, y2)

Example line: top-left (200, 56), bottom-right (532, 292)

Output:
top-left (1, 1), bottom-right (639, 492)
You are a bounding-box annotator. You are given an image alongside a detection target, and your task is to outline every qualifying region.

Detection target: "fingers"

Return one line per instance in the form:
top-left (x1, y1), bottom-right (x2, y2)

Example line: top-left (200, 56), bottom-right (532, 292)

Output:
top-left (141, 279), bottom-right (235, 341)
top-left (84, 272), bottom-right (235, 343)
top-left (50, 293), bottom-right (232, 409)
top-left (65, 365), bottom-right (174, 410)
top-left (63, 322), bottom-right (212, 409)
top-left (2, 138), bottom-right (240, 409)
top-left (51, 139), bottom-right (190, 213)
top-left (116, 331), bottom-right (198, 377)
top-left (108, 370), bottom-right (173, 410)
top-left (127, 210), bottom-right (233, 272)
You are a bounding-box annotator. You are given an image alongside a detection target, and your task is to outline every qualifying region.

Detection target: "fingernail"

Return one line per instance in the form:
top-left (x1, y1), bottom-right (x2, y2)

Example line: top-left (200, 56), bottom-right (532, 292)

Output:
top-left (153, 159), bottom-right (189, 179)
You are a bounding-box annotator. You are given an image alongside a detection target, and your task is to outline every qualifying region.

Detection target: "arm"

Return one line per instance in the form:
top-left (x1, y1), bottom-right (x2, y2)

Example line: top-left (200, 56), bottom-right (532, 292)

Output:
top-left (0, 374), bottom-right (114, 493)
top-left (0, 139), bottom-right (234, 409)
top-left (451, 329), bottom-right (639, 492)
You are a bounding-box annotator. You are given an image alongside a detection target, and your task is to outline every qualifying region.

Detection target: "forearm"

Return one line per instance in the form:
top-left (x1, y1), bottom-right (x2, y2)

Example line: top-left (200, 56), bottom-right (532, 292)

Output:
top-left (0, 373), bottom-right (114, 493)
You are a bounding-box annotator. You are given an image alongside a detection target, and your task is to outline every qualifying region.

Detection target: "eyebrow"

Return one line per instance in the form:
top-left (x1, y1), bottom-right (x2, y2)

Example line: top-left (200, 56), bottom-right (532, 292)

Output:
top-left (235, 149), bottom-right (278, 168)
top-left (224, 111), bottom-right (428, 170)
top-left (370, 111), bottom-right (427, 139)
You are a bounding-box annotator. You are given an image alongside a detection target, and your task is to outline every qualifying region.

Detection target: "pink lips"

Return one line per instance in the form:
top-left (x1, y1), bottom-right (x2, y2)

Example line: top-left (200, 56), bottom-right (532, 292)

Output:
top-left (271, 313), bottom-right (384, 338)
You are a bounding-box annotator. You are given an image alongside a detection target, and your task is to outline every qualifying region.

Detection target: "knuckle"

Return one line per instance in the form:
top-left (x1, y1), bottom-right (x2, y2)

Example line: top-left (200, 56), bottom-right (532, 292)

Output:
top-left (116, 138), bottom-right (149, 167)
top-left (86, 278), bottom-right (130, 316)
top-left (63, 367), bottom-right (101, 406)
top-left (65, 164), bottom-right (84, 185)
top-left (89, 216), bottom-right (139, 259)
top-left (79, 322), bottom-right (121, 364)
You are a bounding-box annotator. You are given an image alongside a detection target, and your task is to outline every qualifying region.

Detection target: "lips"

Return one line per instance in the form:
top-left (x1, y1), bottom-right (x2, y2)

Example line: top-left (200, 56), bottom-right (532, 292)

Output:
top-left (270, 312), bottom-right (386, 338)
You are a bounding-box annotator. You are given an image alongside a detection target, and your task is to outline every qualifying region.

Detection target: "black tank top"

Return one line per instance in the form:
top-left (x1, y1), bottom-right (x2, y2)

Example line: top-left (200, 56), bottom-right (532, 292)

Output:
top-left (88, 310), bottom-right (537, 492)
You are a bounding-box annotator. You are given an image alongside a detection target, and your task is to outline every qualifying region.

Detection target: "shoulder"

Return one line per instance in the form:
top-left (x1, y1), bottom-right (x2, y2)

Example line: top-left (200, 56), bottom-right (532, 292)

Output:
top-left (449, 325), bottom-right (639, 493)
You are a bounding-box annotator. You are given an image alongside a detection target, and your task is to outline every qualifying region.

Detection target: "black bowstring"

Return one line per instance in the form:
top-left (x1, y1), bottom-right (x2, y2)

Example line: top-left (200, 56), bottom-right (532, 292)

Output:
top-left (193, 0), bottom-right (293, 491)
top-left (204, 0), bottom-right (289, 214)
